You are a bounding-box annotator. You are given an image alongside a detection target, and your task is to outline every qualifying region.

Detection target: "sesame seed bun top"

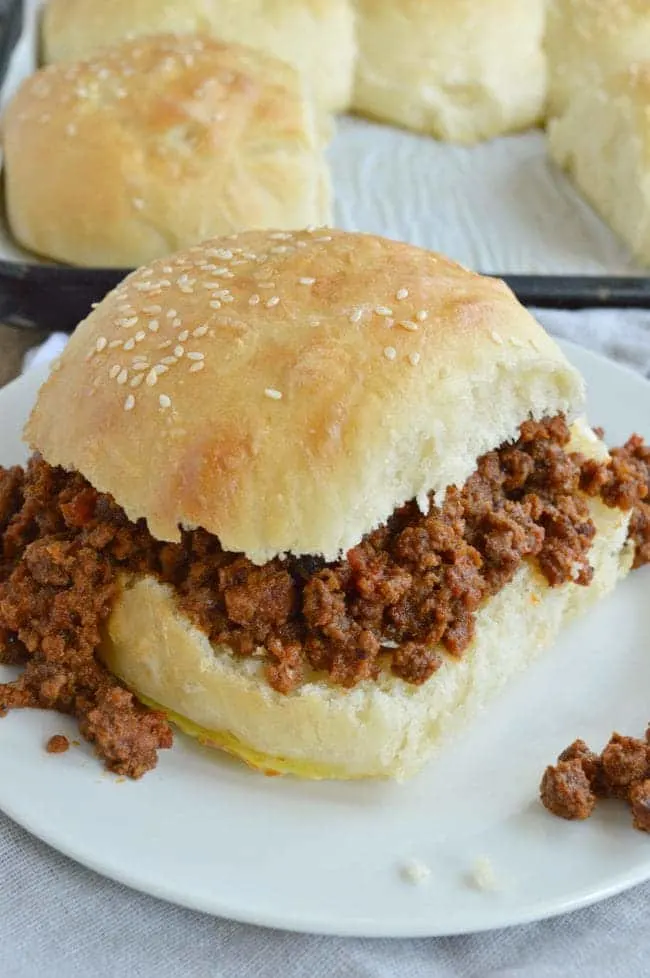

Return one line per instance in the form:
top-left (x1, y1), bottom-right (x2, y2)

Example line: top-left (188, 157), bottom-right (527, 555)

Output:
top-left (25, 229), bottom-right (585, 563)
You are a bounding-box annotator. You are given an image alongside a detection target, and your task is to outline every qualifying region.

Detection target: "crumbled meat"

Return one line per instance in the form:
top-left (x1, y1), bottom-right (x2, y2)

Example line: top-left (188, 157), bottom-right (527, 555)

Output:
top-left (579, 433), bottom-right (650, 569)
top-left (1, 418), bottom-right (649, 777)
top-left (630, 781), bottom-right (650, 833)
top-left (542, 729), bottom-right (650, 832)
top-left (558, 738), bottom-right (605, 795)
top-left (46, 734), bottom-right (69, 754)
top-left (601, 733), bottom-right (649, 798)
top-left (540, 760), bottom-right (597, 820)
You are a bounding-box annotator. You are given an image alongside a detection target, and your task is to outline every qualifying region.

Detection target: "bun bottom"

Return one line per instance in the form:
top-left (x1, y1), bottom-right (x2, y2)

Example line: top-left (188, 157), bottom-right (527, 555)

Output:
top-left (100, 494), bottom-right (633, 781)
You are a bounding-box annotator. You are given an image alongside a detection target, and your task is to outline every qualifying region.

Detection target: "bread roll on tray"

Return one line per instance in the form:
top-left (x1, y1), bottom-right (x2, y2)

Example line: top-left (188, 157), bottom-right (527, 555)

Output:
top-left (352, 0), bottom-right (547, 143)
top-left (42, 0), bottom-right (355, 113)
top-left (2, 35), bottom-right (331, 268)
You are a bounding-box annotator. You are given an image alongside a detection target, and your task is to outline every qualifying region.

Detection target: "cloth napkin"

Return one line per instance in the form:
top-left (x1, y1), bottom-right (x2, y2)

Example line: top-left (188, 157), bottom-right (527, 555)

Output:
top-left (3, 307), bottom-right (650, 978)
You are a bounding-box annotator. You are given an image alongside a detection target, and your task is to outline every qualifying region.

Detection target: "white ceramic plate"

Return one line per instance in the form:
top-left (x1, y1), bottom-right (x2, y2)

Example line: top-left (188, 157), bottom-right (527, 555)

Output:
top-left (1, 343), bottom-right (649, 938)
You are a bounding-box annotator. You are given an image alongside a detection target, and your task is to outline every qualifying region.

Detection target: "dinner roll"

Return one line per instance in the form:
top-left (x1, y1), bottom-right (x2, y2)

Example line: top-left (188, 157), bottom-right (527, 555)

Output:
top-left (548, 64), bottom-right (650, 267)
top-left (3, 36), bottom-right (331, 268)
top-left (352, 0), bottom-right (547, 143)
top-left (546, 0), bottom-right (650, 119)
top-left (41, 0), bottom-right (356, 113)
top-left (26, 229), bottom-right (584, 563)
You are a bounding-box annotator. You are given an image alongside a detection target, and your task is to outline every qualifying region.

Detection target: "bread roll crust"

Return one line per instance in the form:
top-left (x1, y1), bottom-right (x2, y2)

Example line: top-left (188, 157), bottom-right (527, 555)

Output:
top-left (3, 36), bottom-right (330, 267)
top-left (42, 0), bottom-right (356, 112)
top-left (26, 229), bottom-right (585, 563)
top-left (352, 0), bottom-right (547, 143)
top-left (100, 423), bottom-right (633, 779)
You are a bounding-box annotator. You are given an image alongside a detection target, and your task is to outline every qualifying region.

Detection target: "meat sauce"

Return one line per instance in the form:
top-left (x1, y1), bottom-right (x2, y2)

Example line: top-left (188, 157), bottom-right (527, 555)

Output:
top-left (1, 417), bottom-right (648, 776)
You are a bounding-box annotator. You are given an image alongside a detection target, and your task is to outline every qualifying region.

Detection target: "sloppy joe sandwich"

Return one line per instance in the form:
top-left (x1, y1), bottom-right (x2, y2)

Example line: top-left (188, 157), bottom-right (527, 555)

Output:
top-left (1, 230), bottom-right (648, 779)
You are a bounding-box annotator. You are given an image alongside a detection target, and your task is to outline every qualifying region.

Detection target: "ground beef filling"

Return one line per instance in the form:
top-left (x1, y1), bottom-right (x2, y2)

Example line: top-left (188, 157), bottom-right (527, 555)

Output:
top-left (1, 417), bottom-right (648, 776)
top-left (541, 730), bottom-right (650, 833)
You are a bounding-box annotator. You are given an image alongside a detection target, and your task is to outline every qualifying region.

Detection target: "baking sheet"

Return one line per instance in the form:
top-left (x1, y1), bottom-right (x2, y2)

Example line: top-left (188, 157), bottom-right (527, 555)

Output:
top-left (0, 0), bottom-right (643, 276)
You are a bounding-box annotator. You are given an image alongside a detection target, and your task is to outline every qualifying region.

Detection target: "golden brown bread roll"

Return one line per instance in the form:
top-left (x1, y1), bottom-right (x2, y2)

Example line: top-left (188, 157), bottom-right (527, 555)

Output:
top-left (352, 0), bottom-right (547, 143)
top-left (41, 0), bottom-right (356, 113)
top-left (3, 35), bottom-right (331, 268)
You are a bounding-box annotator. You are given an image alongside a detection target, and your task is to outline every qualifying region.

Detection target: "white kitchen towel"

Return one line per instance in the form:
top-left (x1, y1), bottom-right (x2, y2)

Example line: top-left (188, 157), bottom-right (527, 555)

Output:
top-left (3, 307), bottom-right (650, 978)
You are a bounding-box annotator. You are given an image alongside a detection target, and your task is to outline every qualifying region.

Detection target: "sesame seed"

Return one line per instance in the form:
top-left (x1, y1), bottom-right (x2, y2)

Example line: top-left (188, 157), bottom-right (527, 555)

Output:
top-left (269, 231), bottom-right (292, 240)
top-left (179, 285), bottom-right (194, 294)
top-left (145, 369), bottom-right (158, 386)
top-left (124, 394), bottom-right (136, 411)
top-left (202, 281), bottom-right (222, 290)
top-left (398, 321), bottom-right (419, 331)
top-left (209, 268), bottom-right (228, 276)
top-left (172, 317), bottom-right (182, 327)
top-left (135, 331), bottom-right (146, 341)
top-left (258, 282), bottom-right (275, 289)
top-left (299, 277), bottom-right (316, 285)
top-left (118, 303), bottom-right (134, 314)
top-left (130, 375), bottom-right (144, 388)
top-left (270, 246), bottom-right (290, 255)
top-left (349, 309), bottom-right (364, 324)
top-left (249, 295), bottom-right (260, 306)
top-left (178, 330), bottom-right (189, 341)
top-left (123, 338), bottom-right (135, 351)
top-left (376, 306), bottom-right (393, 316)
top-left (192, 325), bottom-right (208, 337)
top-left (109, 364), bottom-right (121, 379)
top-left (117, 369), bottom-right (128, 385)
top-left (166, 309), bottom-right (177, 319)
top-left (383, 346), bottom-right (397, 361)
top-left (221, 295), bottom-right (234, 304)
top-left (132, 361), bottom-right (149, 371)
top-left (162, 267), bottom-right (173, 274)
top-left (510, 337), bottom-right (525, 347)
top-left (118, 316), bottom-right (138, 328)
top-left (264, 388), bottom-right (283, 400)
top-left (396, 288), bottom-right (409, 300)
top-left (221, 270), bottom-right (235, 279)
top-left (158, 341), bottom-right (173, 350)
top-left (174, 346), bottom-right (184, 357)
top-left (266, 296), bottom-right (280, 308)
top-left (491, 331), bottom-right (504, 345)
top-left (409, 352), bottom-right (421, 366)
top-left (148, 320), bottom-right (160, 332)
top-left (187, 352), bottom-right (204, 361)
top-left (154, 363), bottom-right (168, 374)
top-left (189, 361), bottom-right (205, 373)
top-left (109, 339), bottom-right (123, 349)
top-left (132, 198), bottom-right (144, 210)
top-left (416, 310), bottom-right (428, 322)
top-left (95, 336), bottom-right (107, 352)
top-left (159, 394), bottom-right (172, 409)
top-left (210, 301), bottom-right (222, 310)
top-left (143, 305), bottom-right (162, 315)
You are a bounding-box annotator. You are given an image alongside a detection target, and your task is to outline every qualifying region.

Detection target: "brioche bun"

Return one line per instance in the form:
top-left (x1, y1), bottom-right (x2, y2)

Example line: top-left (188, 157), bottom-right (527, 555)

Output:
top-left (41, 0), bottom-right (356, 113)
top-left (27, 229), bottom-right (584, 563)
top-left (352, 0), bottom-right (547, 143)
top-left (3, 36), bottom-right (330, 268)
